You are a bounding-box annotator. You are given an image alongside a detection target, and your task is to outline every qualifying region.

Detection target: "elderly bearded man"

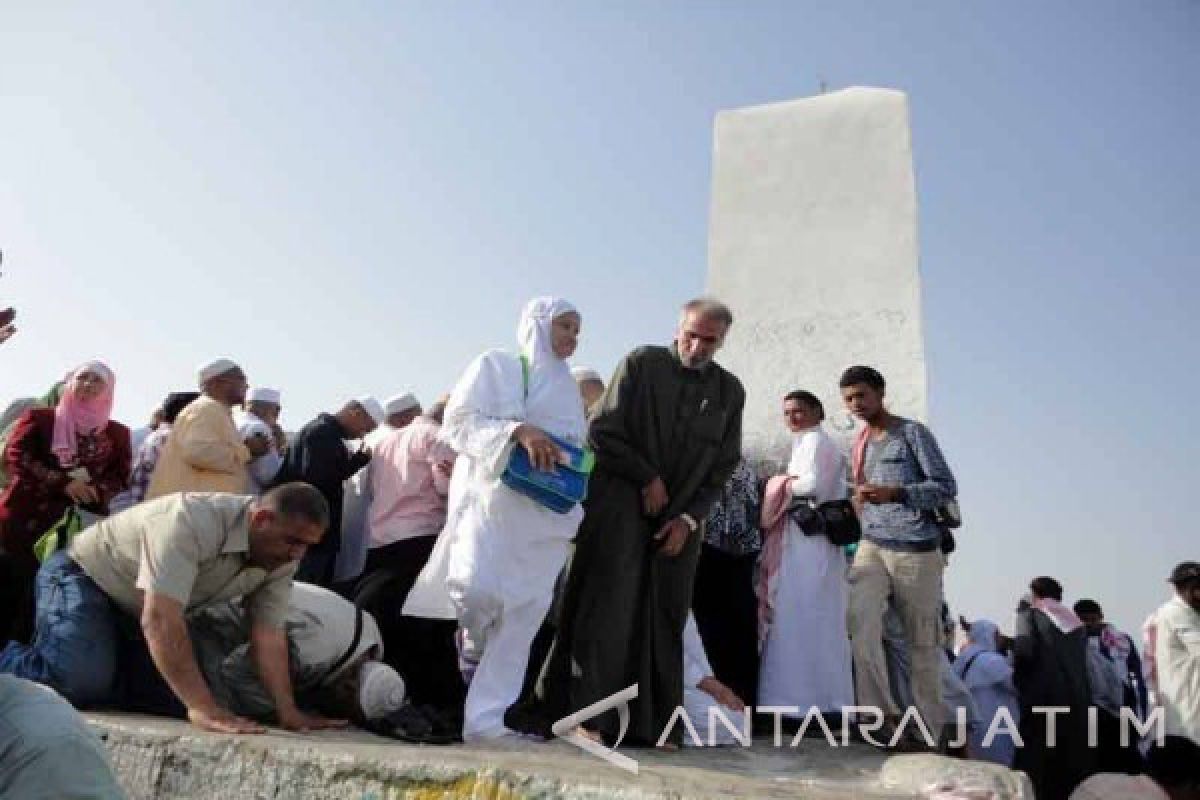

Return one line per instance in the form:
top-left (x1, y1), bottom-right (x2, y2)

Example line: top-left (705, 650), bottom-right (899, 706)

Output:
top-left (516, 297), bottom-right (745, 748)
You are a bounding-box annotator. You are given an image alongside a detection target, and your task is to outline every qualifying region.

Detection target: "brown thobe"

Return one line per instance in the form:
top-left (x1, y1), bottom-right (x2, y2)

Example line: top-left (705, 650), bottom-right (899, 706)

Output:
top-left (528, 344), bottom-right (744, 745)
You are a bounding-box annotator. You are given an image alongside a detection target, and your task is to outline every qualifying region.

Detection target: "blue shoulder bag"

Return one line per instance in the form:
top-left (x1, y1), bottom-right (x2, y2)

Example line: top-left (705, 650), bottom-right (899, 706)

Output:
top-left (500, 355), bottom-right (595, 514)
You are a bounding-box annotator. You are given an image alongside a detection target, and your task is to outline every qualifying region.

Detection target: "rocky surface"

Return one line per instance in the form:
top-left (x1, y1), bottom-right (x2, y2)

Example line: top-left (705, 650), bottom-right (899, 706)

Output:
top-left (89, 713), bottom-right (1030, 799)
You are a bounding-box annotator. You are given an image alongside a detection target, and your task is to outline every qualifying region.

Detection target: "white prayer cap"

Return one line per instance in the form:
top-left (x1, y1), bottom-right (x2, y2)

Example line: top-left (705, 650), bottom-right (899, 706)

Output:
top-left (355, 395), bottom-right (386, 426)
top-left (571, 367), bottom-right (604, 384)
top-left (357, 661), bottom-right (406, 721)
top-left (196, 358), bottom-right (240, 386)
top-left (384, 393), bottom-right (419, 416)
top-left (246, 387), bottom-right (281, 405)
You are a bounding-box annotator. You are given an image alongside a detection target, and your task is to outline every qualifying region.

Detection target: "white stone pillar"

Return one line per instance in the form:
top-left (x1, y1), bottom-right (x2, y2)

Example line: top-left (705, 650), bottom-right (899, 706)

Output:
top-left (706, 87), bottom-right (927, 462)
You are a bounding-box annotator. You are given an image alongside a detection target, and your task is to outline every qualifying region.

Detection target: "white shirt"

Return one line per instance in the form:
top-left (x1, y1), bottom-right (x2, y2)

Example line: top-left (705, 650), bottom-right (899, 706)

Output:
top-left (788, 425), bottom-right (849, 504)
top-left (1151, 596), bottom-right (1200, 744)
top-left (234, 410), bottom-right (283, 492)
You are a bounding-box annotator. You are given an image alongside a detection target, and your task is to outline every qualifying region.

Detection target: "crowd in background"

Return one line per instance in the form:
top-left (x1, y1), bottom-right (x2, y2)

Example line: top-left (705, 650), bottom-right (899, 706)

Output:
top-left (0, 297), bottom-right (1196, 800)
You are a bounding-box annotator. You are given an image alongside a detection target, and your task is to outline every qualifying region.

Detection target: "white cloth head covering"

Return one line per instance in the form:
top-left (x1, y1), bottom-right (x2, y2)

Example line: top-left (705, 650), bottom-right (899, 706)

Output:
top-left (355, 395), bottom-right (386, 426)
top-left (357, 661), bottom-right (406, 720)
top-left (570, 366), bottom-right (603, 385)
top-left (246, 387), bottom-right (281, 405)
top-left (513, 296), bottom-right (586, 442)
top-left (384, 393), bottom-right (419, 415)
top-left (196, 358), bottom-right (239, 386)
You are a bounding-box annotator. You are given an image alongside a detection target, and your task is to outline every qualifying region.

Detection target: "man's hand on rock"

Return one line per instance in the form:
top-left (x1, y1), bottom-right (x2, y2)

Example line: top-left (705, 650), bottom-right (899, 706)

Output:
top-left (188, 705), bottom-right (266, 735)
top-left (277, 707), bottom-right (348, 733)
top-left (697, 677), bottom-right (745, 712)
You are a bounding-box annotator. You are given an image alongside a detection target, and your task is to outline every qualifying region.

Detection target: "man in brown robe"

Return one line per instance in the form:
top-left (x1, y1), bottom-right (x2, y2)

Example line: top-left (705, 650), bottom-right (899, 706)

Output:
top-left (513, 298), bottom-right (744, 747)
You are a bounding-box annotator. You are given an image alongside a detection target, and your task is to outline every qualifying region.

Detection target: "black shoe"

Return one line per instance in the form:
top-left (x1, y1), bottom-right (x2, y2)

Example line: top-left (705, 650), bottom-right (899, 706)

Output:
top-left (419, 704), bottom-right (464, 743)
top-left (368, 704), bottom-right (458, 745)
top-left (503, 703), bottom-right (553, 740)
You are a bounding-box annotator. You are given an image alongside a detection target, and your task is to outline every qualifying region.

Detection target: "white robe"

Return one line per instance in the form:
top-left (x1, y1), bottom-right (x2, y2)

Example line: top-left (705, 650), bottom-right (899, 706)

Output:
top-left (405, 299), bottom-right (587, 740)
top-left (234, 410), bottom-right (283, 494)
top-left (682, 612), bottom-right (742, 747)
top-left (758, 426), bottom-right (854, 715)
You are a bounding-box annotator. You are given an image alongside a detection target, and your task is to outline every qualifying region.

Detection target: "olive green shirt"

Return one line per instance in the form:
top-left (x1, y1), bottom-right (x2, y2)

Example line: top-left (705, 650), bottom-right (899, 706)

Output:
top-left (69, 492), bottom-right (294, 628)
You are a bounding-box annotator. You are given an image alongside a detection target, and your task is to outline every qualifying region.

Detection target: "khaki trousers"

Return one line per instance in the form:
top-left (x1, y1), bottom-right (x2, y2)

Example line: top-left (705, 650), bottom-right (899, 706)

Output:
top-left (847, 539), bottom-right (945, 735)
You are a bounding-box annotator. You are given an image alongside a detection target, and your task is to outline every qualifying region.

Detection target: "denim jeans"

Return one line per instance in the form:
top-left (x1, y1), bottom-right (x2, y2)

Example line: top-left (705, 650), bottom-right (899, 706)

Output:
top-left (0, 551), bottom-right (184, 716)
top-left (0, 551), bottom-right (121, 706)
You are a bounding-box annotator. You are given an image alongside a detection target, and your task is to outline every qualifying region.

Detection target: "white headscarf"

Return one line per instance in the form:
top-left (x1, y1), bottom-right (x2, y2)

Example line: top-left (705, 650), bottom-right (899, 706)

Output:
top-left (514, 296), bottom-right (586, 443)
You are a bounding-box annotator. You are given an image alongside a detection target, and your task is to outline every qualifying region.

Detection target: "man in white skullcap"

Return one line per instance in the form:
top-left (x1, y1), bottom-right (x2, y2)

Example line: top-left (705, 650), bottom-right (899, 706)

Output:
top-left (271, 396), bottom-right (385, 587)
top-left (236, 388), bottom-right (285, 494)
top-left (147, 358), bottom-right (269, 499)
top-left (190, 582), bottom-right (409, 729)
top-left (383, 393), bottom-right (422, 431)
top-left (570, 366), bottom-right (605, 415)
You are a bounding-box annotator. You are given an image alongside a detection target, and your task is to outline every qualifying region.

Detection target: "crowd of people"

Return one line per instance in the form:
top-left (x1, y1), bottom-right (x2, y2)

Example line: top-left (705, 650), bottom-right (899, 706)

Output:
top-left (0, 295), bottom-right (1196, 800)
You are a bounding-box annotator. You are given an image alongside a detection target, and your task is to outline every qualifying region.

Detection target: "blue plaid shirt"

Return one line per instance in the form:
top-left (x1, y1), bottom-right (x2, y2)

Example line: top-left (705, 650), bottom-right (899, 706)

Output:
top-left (860, 417), bottom-right (957, 551)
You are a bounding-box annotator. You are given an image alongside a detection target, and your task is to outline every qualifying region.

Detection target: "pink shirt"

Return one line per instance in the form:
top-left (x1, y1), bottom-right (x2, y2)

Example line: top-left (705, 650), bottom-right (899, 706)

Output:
top-left (368, 417), bottom-right (456, 547)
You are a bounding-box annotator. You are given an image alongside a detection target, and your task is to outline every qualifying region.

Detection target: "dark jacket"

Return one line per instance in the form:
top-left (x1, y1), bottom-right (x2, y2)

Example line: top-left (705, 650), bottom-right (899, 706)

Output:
top-left (271, 413), bottom-right (369, 554)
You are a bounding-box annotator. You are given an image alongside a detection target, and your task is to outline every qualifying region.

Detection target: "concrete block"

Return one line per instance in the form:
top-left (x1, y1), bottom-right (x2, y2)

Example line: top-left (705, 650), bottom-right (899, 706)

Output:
top-left (706, 87), bottom-right (927, 461)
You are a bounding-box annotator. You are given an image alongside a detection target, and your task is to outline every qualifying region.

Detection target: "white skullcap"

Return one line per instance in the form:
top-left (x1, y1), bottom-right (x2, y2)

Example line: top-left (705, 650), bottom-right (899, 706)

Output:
top-left (355, 395), bottom-right (386, 426)
top-left (196, 358), bottom-right (239, 386)
top-left (384, 393), bottom-right (419, 416)
top-left (357, 661), bottom-right (406, 721)
top-left (571, 366), bottom-right (604, 384)
top-left (246, 387), bottom-right (281, 405)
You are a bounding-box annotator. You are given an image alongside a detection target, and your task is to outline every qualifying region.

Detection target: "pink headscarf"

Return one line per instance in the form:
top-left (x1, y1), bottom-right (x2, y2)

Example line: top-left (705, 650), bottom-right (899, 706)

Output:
top-left (52, 360), bottom-right (115, 466)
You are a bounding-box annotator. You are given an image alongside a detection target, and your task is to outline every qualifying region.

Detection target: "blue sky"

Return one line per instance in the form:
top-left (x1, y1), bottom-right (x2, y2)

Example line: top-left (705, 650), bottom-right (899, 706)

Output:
top-left (2, 2), bottom-right (1196, 636)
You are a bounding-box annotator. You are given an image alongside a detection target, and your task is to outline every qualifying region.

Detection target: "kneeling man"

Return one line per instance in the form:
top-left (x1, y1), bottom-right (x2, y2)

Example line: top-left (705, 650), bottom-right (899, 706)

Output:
top-left (192, 581), bottom-right (407, 729)
top-left (0, 484), bottom-right (342, 734)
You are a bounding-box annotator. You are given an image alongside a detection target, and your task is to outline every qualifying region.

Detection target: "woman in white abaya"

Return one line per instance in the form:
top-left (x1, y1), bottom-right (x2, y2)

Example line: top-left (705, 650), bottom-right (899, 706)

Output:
top-left (404, 297), bottom-right (587, 740)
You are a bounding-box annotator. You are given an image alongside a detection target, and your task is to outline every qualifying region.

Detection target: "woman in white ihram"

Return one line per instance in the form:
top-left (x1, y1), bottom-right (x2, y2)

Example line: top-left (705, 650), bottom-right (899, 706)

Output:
top-left (758, 390), bottom-right (855, 718)
top-left (406, 296), bottom-right (587, 740)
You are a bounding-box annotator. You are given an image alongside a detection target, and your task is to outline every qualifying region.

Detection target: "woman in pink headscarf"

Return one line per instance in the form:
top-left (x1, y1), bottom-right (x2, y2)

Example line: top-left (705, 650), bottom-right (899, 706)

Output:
top-left (0, 361), bottom-right (130, 644)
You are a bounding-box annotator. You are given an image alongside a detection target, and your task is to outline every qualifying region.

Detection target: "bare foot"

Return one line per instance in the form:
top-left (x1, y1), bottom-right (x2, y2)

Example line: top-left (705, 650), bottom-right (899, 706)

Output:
top-left (574, 726), bottom-right (604, 744)
top-left (656, 741), bottom-right (680, 752)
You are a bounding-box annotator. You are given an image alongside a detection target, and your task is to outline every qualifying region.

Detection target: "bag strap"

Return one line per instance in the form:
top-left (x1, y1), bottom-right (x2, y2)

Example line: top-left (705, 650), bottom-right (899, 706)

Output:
top-left (520, 354), bottom-right (530, 401)
top-left (959, 650), bottom-right (984, 680)
top-left (323, 603), bottom-right (365, 686)
top-left (56, 506), bottom-right (81, 552)
top-left (898, 421), bottom-right (928, 483)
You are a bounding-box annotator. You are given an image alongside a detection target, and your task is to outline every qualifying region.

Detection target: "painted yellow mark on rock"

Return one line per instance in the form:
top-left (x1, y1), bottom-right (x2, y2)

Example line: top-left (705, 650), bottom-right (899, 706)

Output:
top-left (378, 774), bottom-right (527, 800)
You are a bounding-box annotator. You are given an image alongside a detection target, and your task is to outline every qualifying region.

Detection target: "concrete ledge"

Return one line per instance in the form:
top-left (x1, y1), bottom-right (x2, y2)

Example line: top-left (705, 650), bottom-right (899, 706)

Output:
top-left (88, 713), bottom-right (1030, 799)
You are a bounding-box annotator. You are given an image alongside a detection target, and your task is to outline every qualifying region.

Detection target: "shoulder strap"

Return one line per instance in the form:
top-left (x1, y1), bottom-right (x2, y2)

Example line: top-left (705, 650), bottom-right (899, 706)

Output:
top-left (519, 354), bottom-right (530, 401)
top-left (959, 650), bottom-right (984, 680)
top-left (898, 420), bottom-right (928, 482)
top-left (323, 605), bottom-right (365, 685)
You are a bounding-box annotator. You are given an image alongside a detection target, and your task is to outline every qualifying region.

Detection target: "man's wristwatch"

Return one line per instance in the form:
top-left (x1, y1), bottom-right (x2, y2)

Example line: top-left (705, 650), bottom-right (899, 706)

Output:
top-left (680, 513), bottom-right (699, 533)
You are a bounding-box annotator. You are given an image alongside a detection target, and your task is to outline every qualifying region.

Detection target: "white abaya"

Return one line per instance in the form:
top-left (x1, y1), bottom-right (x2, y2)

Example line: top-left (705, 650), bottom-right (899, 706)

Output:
top-left (758, 426), bottom-right (854, 715)
top-left (404, 297), bottom-right (586, 740)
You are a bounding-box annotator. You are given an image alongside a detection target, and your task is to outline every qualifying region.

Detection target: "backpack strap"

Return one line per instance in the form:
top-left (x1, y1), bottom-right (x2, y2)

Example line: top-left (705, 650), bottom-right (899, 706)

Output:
top-left (958, 650), bottom-right (985, 681)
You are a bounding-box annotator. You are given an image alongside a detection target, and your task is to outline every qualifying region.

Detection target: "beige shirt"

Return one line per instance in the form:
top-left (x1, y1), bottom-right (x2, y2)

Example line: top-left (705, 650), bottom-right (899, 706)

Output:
top-left (146, 395), bottom-right (251, 500)
top-left (69, 493), bottom-right (294, 629)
